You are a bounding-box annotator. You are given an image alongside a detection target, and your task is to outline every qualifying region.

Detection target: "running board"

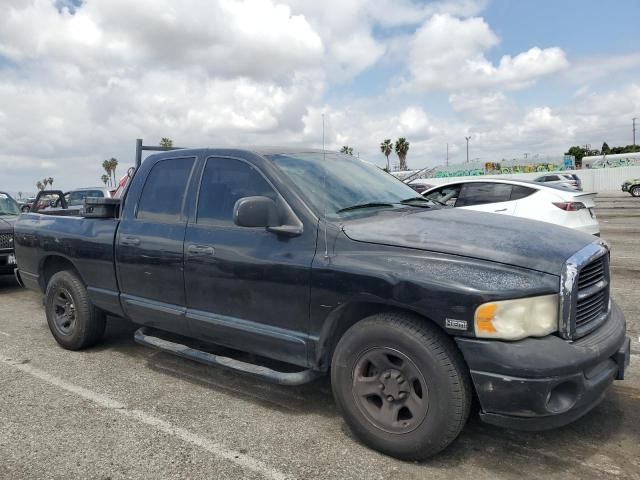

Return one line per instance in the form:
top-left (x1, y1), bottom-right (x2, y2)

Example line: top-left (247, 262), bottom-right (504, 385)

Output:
top-left (134, 327), bottom-right (321, 386)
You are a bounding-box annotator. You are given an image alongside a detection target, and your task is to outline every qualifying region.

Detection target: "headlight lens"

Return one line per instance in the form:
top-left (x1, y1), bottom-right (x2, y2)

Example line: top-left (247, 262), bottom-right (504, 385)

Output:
top-left (474, 294), bottom-right (558, 340)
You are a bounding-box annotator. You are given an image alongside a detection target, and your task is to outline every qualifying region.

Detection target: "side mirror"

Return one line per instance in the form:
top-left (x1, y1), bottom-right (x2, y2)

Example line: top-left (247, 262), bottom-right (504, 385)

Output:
top-left (233, 196), bottom-right (279, 228)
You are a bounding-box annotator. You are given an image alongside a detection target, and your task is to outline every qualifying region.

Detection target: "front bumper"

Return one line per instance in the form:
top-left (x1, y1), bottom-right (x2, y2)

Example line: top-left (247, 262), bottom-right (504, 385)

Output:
top-left (456, 301), bottom-right (629, 430)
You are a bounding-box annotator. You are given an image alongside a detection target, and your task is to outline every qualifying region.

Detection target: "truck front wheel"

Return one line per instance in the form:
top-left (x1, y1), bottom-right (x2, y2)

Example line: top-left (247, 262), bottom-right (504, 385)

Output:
top-left (331, 312), bottom-right (471, 460)
top-left (631, 186), bottom-right (640, 197)
top-left (44, 270), bottom-right (106, 350)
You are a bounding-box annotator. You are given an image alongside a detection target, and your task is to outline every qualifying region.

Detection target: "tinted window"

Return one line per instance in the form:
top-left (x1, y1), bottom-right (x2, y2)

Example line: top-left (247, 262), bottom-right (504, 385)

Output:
top-left (510, 185), bottom-right (535, 200)
top-left (137, 158), bottom-right (195, 222)
top-left (456, 183), bottom-right (512, 207)
top-left (197, 157), bottom-right (276, 225)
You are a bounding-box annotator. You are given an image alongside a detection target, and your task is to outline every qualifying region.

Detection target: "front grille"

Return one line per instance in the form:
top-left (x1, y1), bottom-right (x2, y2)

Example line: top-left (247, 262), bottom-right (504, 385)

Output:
top-left (573, 254), bottom-right (609, 338)
top-left (0, 233), bottom-right (13, 250)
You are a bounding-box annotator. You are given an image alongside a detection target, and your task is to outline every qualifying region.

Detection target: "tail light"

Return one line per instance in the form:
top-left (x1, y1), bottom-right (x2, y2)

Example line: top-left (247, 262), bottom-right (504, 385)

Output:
top-left (553, 201), bottom-right (586, 211)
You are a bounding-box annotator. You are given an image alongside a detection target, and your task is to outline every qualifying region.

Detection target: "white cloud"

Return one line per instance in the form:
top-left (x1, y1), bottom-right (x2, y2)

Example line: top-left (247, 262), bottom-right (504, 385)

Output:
top-left (449, 91), bottom-right (512, 124)
top-left (0, 0), bottom-right (639, 192)
top-left (405, 14), bottom-right (569, 91)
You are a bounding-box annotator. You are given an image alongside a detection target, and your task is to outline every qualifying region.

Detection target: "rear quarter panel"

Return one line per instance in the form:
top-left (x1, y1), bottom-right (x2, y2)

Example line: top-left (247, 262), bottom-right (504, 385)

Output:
top-left (14, 214), bottom-right (121, 315)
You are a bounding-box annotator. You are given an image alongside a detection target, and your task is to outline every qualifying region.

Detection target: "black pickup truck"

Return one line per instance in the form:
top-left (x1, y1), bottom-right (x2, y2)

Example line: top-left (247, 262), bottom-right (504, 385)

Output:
top-left (14, 148), bottom-right (630, 460)
top-left (0, 191), bottom-right (19, 274)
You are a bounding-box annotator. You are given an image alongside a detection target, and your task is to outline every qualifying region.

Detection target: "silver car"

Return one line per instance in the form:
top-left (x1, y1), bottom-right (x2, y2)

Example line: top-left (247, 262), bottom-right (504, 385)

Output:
top-left (533, 173), bottom-right (581, 191)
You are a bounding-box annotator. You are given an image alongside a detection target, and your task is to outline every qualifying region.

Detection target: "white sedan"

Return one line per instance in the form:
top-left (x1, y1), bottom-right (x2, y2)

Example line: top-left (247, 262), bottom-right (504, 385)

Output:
top-left (422, 178), bottom-right (600, 236)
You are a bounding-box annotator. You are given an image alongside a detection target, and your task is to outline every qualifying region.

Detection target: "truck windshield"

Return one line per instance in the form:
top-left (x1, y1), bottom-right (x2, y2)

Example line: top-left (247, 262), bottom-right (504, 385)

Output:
top-left (268, 152), bottom-right (423, 217)
top-left (0, 194), bottom-right (19, 216)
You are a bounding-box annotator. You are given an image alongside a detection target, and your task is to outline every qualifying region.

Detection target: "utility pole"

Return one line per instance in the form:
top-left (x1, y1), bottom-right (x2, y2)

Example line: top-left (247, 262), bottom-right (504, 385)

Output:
top-left (446, 143), bottom-right (449, 166)
top-left (465, 136), bottom-right (471, 163)
top-left (633, 117), bottom-right (637, 147)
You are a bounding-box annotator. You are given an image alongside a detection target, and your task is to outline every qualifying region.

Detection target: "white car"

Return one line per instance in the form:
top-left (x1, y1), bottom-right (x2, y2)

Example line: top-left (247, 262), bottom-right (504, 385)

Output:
top-left (423, 178), bottom-right (600, 236)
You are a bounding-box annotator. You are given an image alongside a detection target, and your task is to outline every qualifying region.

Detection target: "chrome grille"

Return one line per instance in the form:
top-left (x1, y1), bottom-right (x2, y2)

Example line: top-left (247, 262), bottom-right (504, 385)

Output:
top-left (574, 254), bottom-right (609, 338)
top-left (0, 233), bottom-right (13, 250)
top-left (559, 242), bottom-right (611, 340)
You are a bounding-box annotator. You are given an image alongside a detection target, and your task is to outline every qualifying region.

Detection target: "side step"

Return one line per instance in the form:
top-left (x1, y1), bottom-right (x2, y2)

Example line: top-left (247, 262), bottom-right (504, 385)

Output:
top-left (134, 327), bottom-right (321, 386)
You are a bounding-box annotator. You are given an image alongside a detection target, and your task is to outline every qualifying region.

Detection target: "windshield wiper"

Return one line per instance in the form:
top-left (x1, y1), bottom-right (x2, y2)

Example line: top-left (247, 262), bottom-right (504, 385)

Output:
top-left (399, 197), bottom-right (439, 207)
top-left (336, 202), bottom-right (394, 213)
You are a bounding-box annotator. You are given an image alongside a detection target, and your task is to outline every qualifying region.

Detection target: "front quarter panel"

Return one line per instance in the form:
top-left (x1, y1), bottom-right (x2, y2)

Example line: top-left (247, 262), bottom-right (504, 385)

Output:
top-left (310, 232), bottom-right (559, 367)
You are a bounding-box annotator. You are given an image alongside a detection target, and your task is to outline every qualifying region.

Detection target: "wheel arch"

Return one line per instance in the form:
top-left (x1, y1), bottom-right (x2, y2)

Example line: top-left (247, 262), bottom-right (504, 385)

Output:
top-left (40, 255), bottom-right (84, 292)
top-left (315, 300), bottom-right (446, 371)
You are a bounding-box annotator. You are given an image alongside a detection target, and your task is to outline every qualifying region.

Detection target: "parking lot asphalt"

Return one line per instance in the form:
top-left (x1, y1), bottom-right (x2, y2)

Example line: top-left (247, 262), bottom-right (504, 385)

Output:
top-left (0, 193), bottom-right (638, 480)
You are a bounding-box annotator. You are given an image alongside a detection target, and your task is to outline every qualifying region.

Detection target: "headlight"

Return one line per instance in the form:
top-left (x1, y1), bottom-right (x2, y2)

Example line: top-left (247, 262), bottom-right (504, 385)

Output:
top-left (474, 294), bottom-right (558, 340)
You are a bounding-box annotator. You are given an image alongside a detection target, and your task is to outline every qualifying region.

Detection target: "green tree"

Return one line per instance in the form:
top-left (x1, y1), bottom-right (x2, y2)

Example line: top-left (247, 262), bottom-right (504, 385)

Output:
top-left (108, 158), bottom-right (119, 186)
top-left (36, 181), bottom-right (44, 191)
top-left (395, 138), bottom-right (410, 170)
top-left (160, 137), bottom-right (173, 148)
top-left (101, 174), bottom-right (109, 186)
top-left (601, 142), bottom-right (610, 154)
top-left (47, 177), bottom-right (54, 188)
top-left (380, 139), bottom-right (393, 171)
top-left (102, 159), bottom-right (113, 187)
top-left (564, 146), bottom-right (587, 168)
top-left (340, 145), bottom-right (354, 156)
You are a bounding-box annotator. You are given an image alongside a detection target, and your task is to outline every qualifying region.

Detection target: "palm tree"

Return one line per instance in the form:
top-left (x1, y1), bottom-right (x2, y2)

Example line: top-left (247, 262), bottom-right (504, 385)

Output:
top-left (340, 146), bottom-right (354, 156)
top-left (101, 174), bottom-right (109, 186)
top-left (102, 159), bottom-right (113, 187)
top-left (108, 158), bottom-right (119, 186)
top-left (395, 138), bottom-right (410, 170)
top-left (17, 192), bottom-right (22, 200)
top-left (380, 139), bottom-right (393, 171)
top-left (47, 177), bottom-right (54, 188)
top-left (160, 137), bottom-right (173, 148)
top-left (36, 181), bottom-right (44, 191)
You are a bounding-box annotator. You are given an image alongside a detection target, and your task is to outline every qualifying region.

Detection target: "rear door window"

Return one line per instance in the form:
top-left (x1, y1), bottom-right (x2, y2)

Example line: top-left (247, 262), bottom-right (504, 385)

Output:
top-left (197, 157), bottom-right (277, 225)
top-left (137, 158), bottom-right (195, 223)
top-left (510, 185), bottom-right (536, 200)
top-left (456, 183), bottom-right (512, 207)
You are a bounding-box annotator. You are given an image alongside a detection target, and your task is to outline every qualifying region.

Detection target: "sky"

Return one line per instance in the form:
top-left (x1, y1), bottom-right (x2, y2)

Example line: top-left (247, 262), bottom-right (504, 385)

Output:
top-left (1, 0), bottom-right (640, 193)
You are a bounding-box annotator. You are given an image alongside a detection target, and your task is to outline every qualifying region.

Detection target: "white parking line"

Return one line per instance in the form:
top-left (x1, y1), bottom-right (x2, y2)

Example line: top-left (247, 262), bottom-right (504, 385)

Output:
top-left (0, 356), bottom-right (289, 480)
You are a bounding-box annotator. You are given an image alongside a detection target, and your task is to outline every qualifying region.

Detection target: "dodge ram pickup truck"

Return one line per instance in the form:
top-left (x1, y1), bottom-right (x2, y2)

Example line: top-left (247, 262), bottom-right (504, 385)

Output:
top-left (14, 148), bottom-right (631, 460)
top-left (0, 191), bottom-right (19, 274)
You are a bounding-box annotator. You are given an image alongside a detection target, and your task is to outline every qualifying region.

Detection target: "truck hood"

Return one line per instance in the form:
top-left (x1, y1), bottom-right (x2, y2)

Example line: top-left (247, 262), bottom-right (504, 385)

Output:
top-left (341, 208), bottom-right (596, 275)
top-left (0, 215), bottom-right (17, 233)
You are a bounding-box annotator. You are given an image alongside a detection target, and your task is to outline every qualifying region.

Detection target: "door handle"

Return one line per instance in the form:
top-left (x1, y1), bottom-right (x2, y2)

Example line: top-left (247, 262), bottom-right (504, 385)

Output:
top-left (187, 244), bottom-right (215, 256)
top-left (494, 208), bottom-right (507, 212)
top-left (121, 236), bottom-right (141, 246)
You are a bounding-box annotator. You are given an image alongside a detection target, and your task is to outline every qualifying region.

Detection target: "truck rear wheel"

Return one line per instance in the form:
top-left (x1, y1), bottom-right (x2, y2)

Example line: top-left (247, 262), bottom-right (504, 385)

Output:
top-left (631, 186), bottom-right (640, 197)
top-left (45, 270), bottom-right (106, 350)
top-left (331, 312), bottom-right (471, 460)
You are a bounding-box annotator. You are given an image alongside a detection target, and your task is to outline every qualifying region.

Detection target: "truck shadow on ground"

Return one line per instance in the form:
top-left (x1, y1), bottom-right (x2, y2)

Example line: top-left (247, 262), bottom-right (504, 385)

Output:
top-left (97, 318), bottom-right (635, 475)
top-left (0, 276), bottom-right (23, 294)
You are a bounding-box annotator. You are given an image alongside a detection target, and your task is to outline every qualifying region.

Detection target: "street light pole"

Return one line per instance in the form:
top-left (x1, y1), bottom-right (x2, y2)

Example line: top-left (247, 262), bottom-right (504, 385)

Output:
top-left (465, 136), bottom-right (471, 163)
top-left (633, 117), bottom-right (637, 147)
top-left (446, 143), bottom-right (449, 166)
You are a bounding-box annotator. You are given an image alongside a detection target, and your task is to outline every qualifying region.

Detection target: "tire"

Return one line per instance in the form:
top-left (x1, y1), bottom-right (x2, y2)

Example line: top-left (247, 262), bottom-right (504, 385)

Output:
top-left (631, 186), bottom-right (640, 197)
top-left (44, 270), bottom-right (106, 350)
top-left (331, 312), bottom-right (471, 460)
top-left (21, 206), bottom-right (30, 213)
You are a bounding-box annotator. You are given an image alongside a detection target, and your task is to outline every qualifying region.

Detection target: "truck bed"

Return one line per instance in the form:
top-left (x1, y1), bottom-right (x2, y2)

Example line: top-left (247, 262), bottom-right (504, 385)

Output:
top-left (14, 213), bottom-right (122, 316)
